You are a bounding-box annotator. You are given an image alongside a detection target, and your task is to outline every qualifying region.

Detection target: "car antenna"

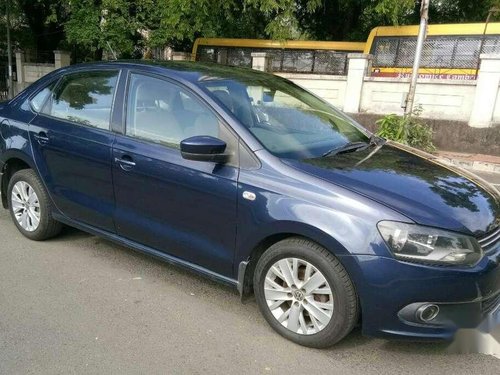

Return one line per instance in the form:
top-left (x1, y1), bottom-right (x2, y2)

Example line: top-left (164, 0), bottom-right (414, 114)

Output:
top-left (106, 41), bottom-right (118, 60)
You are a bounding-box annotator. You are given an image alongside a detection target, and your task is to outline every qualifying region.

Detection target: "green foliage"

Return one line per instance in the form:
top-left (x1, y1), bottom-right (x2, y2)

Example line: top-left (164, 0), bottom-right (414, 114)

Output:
top-left (376, 107), bottom-right (435, 152)
top-left (64, 0), bottom-right (141, 57)
top-left (373, 0), bottom-right (415, 26)
top-left (246, 0), bottom-right (322, 39)
top-left (0, 0), bottom-right (59, 53)
top-left (146, 0), bottom-right (239, 48)
top-left (4, 0), bottom-right (500, 58)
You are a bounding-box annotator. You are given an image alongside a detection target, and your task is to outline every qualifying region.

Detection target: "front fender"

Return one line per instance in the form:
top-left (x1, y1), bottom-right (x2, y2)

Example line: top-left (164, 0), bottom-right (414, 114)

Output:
top-left (233, 156), bottom-right (409, 299)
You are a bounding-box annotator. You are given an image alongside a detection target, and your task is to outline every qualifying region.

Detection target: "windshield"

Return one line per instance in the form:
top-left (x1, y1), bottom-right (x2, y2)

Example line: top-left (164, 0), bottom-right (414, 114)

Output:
top-left (198, 73), bottom-right (370, 160)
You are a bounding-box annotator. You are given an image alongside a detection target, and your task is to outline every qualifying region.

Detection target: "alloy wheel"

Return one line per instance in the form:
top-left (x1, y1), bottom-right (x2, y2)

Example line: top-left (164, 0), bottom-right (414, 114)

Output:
top-left (11, 181), bottom-right (41, 232)
top-left (264, 258), bottom-right (334, 335)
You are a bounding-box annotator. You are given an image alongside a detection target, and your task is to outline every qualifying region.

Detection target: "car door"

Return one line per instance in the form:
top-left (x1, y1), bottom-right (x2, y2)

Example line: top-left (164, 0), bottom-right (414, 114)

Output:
top-left (28, 69), bottom-right (120, 232)
top-left (112, 72), bottom-right (239, 277)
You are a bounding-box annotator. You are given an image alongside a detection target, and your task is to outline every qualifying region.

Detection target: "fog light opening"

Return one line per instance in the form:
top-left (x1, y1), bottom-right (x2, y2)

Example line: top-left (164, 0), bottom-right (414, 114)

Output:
top-left (416, 304), bottom-right (440, 322)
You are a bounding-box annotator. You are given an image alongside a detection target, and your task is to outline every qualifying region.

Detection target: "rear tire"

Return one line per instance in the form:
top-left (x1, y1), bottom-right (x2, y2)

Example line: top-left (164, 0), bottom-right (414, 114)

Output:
top-left (254, 237), bottom-right (358, 348)
top-left (7, 169), bottom-right (62, 241)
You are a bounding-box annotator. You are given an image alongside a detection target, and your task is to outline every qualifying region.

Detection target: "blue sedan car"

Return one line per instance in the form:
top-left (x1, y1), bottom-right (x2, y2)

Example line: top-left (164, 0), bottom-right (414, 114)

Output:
top-left (0, 61), bottom-right (499, 348)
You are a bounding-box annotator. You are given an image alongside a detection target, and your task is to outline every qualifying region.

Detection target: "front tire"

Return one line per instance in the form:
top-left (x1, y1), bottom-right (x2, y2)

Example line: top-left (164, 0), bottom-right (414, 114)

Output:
top-left (254, 237), bottom-right (358, 348)
top-left (8, 169), bottom-right (62, 241)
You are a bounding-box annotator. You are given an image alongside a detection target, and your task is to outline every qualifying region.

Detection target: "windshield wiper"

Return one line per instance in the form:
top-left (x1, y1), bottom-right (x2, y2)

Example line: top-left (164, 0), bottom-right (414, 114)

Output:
top-left (322, 141), bottom-right (370, 158)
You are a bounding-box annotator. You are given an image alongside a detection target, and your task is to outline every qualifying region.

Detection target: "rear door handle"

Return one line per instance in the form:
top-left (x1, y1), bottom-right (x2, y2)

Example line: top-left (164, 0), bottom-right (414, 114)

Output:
top-left (33, 131), bottom-right (49, 144)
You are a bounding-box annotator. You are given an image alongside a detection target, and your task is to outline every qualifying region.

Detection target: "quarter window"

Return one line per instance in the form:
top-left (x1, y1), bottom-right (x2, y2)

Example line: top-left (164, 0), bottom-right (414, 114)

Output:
top-left (30, 82), bottom-right (56, 112)
top-left (43, 70), bottom-right (119, 130)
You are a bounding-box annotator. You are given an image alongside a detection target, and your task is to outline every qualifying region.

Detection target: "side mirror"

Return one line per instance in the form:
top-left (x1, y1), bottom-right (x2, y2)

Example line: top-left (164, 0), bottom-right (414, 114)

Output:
top-left (262, 91), bottom-right (275, 103)
top-left (180, 136), bottom-right (228, 163)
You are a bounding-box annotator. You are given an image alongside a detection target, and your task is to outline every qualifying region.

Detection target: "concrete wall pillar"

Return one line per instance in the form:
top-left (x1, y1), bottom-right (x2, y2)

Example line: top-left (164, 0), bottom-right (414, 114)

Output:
top-left (54, 50), bottom-right (71, 69)
top-left (251, 52), bottom-right (272, 72)
top-left (469, 54), bottom-right (500, 128)
top-left (171, 52), bottom-right (191, 61)
top-left (15, 50), bottom-right (25, 84)
top-left (344, 53), bottom-right (372, 113)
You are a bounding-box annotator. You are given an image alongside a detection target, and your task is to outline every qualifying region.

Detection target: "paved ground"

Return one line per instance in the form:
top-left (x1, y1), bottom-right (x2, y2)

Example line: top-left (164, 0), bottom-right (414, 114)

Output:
top-left (1, 173), bottom-right (500, 374)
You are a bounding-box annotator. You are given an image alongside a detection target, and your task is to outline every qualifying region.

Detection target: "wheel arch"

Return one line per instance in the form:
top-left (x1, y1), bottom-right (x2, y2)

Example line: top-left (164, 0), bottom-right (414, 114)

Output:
top-left (236, 223), bottom-right (352, 301)
top-left (1, 151), bottom-right (36, 209)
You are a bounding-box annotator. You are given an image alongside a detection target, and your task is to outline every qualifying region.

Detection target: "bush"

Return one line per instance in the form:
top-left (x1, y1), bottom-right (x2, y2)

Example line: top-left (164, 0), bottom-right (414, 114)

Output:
top-left (376, 107), bottom-right (435, 152)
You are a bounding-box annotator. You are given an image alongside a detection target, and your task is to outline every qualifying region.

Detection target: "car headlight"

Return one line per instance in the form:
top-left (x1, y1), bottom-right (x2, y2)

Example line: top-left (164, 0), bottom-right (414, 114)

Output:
top-left (377, 221), bottom-right (483, 267)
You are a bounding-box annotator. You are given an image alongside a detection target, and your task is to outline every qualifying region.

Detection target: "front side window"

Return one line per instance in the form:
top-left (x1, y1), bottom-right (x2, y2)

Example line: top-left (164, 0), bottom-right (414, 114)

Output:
top-left (199, 73), bottom-right (369, 160)
top-left (43, 70), bottom-right (119, 130)
top-left (125, 73), bottom-right (237, 158)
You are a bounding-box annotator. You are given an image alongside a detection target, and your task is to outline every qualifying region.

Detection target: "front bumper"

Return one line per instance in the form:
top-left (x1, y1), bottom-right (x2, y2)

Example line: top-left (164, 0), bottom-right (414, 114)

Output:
top-left (341, 241), bottom-right (500, 340)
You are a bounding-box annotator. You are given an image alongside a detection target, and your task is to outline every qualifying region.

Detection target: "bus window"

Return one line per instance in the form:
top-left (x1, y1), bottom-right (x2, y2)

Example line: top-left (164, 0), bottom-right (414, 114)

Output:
top-left (227, 48), bottom-right (252, 67)
top-left (366, 23), bottom-right (500, 79)
top-left (314, 51), bottom-right (348, 74)
top-left (282, 50), bottom-right (314, 73)
top-left (265, 50), bottom-right (284, 71)
top-left (197, 46), bottom-right (218, 63)
top-left (192, 38), bottom-right (365, 75)
top-left (454, 38), bottom-right (480, 68)
top-left (482, 36), bottom-right (500, 54)
top-left (373, 38), bottom-right (398, 67)
top-left (421, 37), bottom-right (454, 68)
top-left (396, 38), bottom-right (417, 68)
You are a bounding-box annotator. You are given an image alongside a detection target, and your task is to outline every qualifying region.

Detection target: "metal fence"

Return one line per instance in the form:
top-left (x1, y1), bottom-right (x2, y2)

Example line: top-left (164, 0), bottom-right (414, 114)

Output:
top-left (371, 35), bottom-right (500, 69)
top-left (196, 46), bottom-right (350, 75)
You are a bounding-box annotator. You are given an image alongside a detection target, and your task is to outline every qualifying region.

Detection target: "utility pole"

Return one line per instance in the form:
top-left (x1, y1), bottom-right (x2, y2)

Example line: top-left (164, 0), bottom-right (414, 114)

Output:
top-left (404, 0), bottom-right (430, 116)
top-left (6, 0), bottom-right (14, 99)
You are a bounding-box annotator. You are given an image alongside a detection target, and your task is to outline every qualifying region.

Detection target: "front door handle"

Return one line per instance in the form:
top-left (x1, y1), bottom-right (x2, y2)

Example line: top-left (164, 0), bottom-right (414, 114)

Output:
top-left (114, 156), bottom-right (136, 170)
top-left (33, 131), bottom-right (49, 145)
top-left (115, 157), bottom-right (136, 166)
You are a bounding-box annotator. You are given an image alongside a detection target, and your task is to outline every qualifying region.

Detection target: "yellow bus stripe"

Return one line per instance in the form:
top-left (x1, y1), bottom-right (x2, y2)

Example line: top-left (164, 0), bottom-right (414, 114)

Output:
top-left (192, 38), bottom-right (365, 57)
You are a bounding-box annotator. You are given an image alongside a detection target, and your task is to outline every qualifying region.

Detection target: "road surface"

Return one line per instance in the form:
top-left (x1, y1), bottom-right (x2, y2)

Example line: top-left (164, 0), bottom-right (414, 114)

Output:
top-left (1, 172), bottom-right (500, 374)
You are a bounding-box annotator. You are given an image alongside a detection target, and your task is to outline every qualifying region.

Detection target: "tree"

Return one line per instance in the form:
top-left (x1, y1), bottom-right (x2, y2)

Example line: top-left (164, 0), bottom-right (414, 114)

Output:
top-left (63, 0), bottom-right (142, 60)
top-left (4, 0), bottom-right (500, 59)
top-left (429, 0), bottom-right (499, 23)
top-left (143, 1), bottom-right (270, 50)
top-left (0, 0), bottom-right (36, 54)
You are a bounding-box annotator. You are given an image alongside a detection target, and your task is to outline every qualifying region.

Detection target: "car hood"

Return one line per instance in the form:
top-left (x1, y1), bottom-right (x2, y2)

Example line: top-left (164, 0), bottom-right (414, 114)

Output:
top-left (283, 142), bottom-right (500, 236)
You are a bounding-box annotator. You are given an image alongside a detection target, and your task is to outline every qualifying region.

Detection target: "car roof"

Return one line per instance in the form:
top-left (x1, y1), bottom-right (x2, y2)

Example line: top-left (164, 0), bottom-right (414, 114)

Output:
top-left (62, 60), bottom-right (272, 85)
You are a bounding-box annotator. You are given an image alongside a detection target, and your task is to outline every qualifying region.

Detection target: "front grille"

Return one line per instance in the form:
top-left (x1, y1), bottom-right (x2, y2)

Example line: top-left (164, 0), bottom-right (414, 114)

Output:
top-left (482, 293), bottom-right (500, 314)
top-left (478, 225), bottom-right (500, 253)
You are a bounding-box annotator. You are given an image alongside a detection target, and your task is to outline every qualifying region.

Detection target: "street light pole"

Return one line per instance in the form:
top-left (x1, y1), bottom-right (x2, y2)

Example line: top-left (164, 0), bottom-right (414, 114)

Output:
top-left (6, 0), bottom-right (14, 99)
top-left (404, 0), bottom-right (430, 116)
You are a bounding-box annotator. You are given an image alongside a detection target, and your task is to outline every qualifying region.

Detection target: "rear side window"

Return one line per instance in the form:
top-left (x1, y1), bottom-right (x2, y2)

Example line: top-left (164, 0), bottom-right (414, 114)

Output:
top-left (43, 70), bottom-right (119, 130)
